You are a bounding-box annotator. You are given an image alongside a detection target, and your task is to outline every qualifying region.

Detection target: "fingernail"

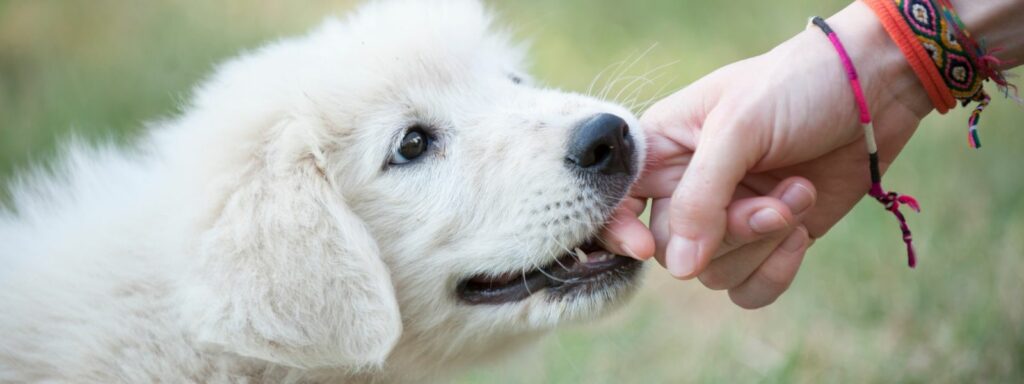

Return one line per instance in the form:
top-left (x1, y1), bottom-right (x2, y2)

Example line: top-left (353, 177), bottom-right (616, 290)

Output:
top-left (749, 208), bottom-right (787, 234)
top-left (620, 242), bottom-right (642, 260)
top-left (781, 183), bottom-right (814, 216)
top-left (665, 236), bottom-right (699, 278)
top-left (780, 229), bottom-right (807, 252)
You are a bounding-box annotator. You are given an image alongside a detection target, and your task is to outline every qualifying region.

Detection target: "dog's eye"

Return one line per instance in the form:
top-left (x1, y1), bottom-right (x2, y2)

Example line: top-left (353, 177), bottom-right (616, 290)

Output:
top-left (509, 74), bottom-right (523, 85)
top-left (391, 128), bottom-right (429, 165)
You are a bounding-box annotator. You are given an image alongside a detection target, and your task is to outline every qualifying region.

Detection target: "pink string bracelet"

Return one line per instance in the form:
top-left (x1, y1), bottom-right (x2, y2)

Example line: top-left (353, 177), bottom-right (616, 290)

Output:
top-left (810, 16), bottom-right (921, 268)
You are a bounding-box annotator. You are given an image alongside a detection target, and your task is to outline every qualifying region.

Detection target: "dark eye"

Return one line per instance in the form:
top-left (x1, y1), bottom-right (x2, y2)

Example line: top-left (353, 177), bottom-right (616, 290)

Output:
top-left (392, 128), bottom-right (429, 165)
top-left (509, 74), bottom-right (523, 84)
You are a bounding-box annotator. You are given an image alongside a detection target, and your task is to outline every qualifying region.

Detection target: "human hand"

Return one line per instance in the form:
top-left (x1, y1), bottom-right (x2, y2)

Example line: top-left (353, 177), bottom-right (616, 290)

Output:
top-left (604, 2), bottom-right (933, 308)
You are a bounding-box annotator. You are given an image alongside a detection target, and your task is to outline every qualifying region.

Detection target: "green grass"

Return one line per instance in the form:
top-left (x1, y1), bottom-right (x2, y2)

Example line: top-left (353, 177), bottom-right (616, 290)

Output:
top-left (2, 1), bottom-right (1023, 382)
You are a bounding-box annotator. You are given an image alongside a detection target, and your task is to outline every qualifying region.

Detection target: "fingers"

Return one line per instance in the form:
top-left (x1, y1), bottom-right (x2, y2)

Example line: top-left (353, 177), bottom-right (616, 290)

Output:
top-left (719, 197), bottom-right (795, 254)
top-left (775, 177), bottom-right (816, 217)
top-left (728, 227), bottom-right (811, 309)
top-left (664, 122), bottom-right (761, 279)
top-left (600, 197), bottom-right (655, 260)
top-left (695, 197), bottom-right (795, 291)
top-left (698, 230), bottom-right (788, 291)
top-left (718, 177), bottom-right (815, 254)
top-left (698, 178), bottom-right (816, 292)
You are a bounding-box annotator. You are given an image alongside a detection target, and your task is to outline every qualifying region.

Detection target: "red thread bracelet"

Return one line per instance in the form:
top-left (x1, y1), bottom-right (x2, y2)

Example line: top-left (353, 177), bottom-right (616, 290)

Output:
top-left (810, 16), bottom-right (921, 268)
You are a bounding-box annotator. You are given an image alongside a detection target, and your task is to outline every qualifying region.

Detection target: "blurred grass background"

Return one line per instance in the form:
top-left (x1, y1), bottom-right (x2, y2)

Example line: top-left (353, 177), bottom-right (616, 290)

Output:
top-left (1, 1), bottom-right (1022, 382)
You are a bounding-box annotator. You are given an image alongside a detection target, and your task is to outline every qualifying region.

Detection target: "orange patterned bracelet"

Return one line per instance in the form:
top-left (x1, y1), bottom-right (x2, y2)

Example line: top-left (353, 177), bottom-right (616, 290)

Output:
top-left (863, 0), bottom-right (957, 113)
top-left (865, 0), bottom-right (1020, 148)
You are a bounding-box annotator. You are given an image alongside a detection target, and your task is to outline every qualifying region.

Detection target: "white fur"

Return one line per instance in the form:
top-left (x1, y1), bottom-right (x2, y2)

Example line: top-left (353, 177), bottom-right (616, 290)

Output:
top-left (0, 1), bottom-right (646, 382)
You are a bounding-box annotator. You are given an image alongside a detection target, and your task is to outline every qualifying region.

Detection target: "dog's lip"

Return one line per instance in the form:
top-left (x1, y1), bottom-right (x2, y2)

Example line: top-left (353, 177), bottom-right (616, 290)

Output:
top-left (456, 240), bottom-right (641, 305)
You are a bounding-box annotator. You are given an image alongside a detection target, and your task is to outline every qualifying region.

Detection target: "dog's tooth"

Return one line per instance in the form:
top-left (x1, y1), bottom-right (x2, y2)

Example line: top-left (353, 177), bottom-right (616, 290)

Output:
top-left (574, 247), bottom-right (588, 263)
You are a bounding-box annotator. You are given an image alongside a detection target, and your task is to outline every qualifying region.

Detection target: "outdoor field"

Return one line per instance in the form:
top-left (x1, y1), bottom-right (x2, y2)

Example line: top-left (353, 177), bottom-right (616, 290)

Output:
top-left (1, 1), bottom-right (1021, 382)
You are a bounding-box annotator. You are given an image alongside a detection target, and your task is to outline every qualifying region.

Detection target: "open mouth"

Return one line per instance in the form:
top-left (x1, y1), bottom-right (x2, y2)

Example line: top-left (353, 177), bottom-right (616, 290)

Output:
top-left (456, 239), bottom-right (642, 305)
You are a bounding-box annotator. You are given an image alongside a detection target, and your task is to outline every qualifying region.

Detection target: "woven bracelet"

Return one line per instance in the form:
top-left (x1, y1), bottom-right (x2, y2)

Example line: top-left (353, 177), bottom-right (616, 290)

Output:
top-left (867, 0), bottom-right (1020, 149)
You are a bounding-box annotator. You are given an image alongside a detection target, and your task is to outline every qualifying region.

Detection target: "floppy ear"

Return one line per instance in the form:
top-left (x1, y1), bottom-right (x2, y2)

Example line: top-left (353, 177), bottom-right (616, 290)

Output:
top-left (181, 124), bottom-right (401, 369)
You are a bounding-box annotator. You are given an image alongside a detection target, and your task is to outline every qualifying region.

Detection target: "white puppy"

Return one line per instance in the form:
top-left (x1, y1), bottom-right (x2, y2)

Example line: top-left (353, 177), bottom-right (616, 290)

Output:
top-left (0, 0), bottom-right (647, 382)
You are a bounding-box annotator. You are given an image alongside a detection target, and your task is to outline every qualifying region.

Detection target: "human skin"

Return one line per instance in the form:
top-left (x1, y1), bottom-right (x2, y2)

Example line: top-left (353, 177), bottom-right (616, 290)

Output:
top-left (603, 0), bottom-right (1024, 309)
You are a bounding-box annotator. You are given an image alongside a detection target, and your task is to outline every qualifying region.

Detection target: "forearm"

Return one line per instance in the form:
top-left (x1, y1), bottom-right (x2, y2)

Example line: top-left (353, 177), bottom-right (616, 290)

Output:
top-left (952, 0), bottom-right (1024, 65)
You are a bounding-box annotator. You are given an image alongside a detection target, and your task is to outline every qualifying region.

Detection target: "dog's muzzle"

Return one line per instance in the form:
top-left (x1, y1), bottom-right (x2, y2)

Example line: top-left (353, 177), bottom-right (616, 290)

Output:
top-left (454, 113), bottom-right (644, 306)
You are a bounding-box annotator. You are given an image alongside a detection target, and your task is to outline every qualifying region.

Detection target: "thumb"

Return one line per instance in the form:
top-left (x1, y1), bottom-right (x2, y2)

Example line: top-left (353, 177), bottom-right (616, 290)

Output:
top-left (600, 197), bottom-right (655, 260)
top-left (664, 117), bottom-right (761, 279)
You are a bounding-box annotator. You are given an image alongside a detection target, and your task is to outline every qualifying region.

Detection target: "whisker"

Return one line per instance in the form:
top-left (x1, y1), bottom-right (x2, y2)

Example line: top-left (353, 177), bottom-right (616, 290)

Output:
top-left (587, 57), bottom-right (630, 97)
top-left (521, 267), bottom-right (533, 296)
top-left (534, 260), bottom-right (573, 284)
top-left (597, 43), bottom-right (658, 100)
top-left (621, 63), bottom-right (678, 109)
top-left (633, 75), bottom-right (681, 114)
top-left (612, 75), bottom-right (657, 103)
top-left (617, 60), bottom-right (679, 108)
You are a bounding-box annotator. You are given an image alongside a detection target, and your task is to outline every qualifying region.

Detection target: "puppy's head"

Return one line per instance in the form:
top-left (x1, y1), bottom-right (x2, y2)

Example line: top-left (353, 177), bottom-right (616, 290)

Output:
top-left (178, 0), bottom-right (647, 375)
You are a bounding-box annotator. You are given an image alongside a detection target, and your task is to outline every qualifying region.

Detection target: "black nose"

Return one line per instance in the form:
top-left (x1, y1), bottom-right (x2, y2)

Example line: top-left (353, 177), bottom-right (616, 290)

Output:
top-left (566, 113), bottom-right (634, 175)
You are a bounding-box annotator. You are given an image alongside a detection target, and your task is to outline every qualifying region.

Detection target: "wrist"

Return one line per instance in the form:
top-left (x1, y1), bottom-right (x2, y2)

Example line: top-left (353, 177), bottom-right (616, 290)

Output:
top-left (828, 1), bottom-right (933, 126)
